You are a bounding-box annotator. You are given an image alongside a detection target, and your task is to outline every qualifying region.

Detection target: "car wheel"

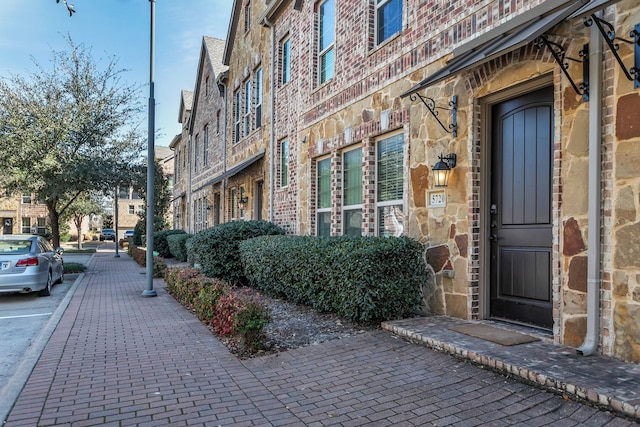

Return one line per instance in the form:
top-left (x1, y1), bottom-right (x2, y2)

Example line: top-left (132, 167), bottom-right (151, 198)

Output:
top-left (39, 271), bottom-right (52, 297)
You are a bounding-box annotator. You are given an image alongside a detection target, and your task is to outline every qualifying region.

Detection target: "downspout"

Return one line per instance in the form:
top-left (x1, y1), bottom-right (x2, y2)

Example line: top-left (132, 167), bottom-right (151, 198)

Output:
top-left (262, 16), bottom-right (276, 223)
top-left (219, 81), bottom-right (228, 222)
top-left (187, 134), bottom-right (193, 234)
top-left (577, 10), bottom-right (603, 356)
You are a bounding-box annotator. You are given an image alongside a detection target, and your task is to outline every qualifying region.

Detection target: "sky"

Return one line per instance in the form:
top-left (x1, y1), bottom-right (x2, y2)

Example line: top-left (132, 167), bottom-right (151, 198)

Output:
top-left (0, 0), bottom-right (233, 147)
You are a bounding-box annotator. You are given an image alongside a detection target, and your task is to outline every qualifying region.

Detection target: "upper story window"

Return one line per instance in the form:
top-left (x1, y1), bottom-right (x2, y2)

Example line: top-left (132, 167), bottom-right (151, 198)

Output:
top-left (194, 134), bottom-right (200, 171)
top-left (233, 90), bottom-right (241, 144)
top-left (175, 149), bottom-right (180, 180)
top-left (375, 0), bottom-right (402, 45)
top-left (342, 147), bottom-right (362, 236)
top-left (280, 139), bottom-right (289, 188)
top-left (318, 0), bottom-right (335, 84)
top-left (203, 125), bottom-right (209, 167)
top-left (255, 68), bottom-right (263, 128)
top-left (316, 157), bottom-right (331, 237)
top-left (281, 36), bottom-right (291, 85)
top-left (128, 205), bottom-right (135, 215)
top-left (21, 194), bottom-right (31, 204)
top-left (244, 79), bottom-right (252, 135)
top-left (376, 133), bottom-right (404, 236)
top-left (216, 110), bottom-right (221, 134)
top-left (244, 1), bottom-right (251, 32)
top-left (205, 75), bottom-right (209, 96)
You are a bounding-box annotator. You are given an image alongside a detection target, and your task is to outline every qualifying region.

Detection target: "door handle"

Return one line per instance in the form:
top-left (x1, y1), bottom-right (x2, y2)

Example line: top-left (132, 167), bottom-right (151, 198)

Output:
top-left (490, 203), bottom-right (498, 215)
top-left (490, 234), bottom-right (499, 241)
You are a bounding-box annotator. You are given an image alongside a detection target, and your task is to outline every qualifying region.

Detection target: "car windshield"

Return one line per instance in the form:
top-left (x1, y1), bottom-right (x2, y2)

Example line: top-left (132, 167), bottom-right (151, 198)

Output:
top-left (0, 240), bottom-right (33, 254)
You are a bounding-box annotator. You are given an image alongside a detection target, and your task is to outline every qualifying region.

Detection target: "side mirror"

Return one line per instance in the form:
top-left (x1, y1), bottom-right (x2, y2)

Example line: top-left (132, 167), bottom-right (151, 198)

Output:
top-left (55, 248), bottom-right (64, 255)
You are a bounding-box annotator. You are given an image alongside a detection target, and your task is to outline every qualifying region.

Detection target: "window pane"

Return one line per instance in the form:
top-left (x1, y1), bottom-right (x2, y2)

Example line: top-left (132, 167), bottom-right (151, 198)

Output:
top-left (317, 158), bottom-right (331, 209)
top-left (343, 148), bottom-right (362, 206)
top-left (319, 0), bottom-right (335, 51)
top-left (344, 209), bottom-right (362, 236)
top-left (282, 39), bottom-right (290, 84)
top-left (320, 47), bottom-right (335, 83)
top-left (378, 205), bottom-right (404, 237)
top-left (281, 140), bottom-right (289, 187)
top-left (377, 0), bottom-right (402, 45)
top-left (377, 133), bottom-right (404, 202)
top-left (317, 211), bottom-right (331, 237)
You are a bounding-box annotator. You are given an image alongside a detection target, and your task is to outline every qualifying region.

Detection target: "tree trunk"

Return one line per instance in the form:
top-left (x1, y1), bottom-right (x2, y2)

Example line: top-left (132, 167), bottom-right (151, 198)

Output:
top-left (75, 215), bottom-right (83, 250)
top-left (49, 209), bottom-right (60, 248)
top-left (46, 199), bottom-right (61, 248)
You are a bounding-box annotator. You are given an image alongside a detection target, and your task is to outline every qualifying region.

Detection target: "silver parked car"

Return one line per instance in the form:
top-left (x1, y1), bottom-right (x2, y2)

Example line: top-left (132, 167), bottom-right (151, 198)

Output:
top-left (0, 235), bottom-right (64, 296)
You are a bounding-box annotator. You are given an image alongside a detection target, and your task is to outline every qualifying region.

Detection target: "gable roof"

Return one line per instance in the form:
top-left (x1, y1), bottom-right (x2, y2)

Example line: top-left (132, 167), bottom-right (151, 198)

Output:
top-left (188, 36), bottom-right (227, 135)
top-left (222, 0), bottom-right (244, 66)
top-left (178, 90), bottom-right (193, 124)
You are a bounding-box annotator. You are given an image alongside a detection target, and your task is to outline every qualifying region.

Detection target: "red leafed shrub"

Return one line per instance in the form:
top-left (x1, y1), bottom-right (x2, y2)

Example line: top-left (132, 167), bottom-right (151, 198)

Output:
top-left (166, 267), bottom-right (271, 354)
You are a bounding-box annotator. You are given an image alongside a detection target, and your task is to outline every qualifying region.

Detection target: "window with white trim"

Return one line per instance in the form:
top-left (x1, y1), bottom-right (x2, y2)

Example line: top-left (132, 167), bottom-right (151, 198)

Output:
top-left (128, 205), bottom-right (135, 215)
top-left (203, 125), bottom-right (209, 166)
top-left (37, 217), bottom-right (46, 235)
top-left (375, 0), bottom-right (402, 46)
top-left (281, 36), bottom-right (291, 85)
top-left (233, 90), bottom-right (241, 143)
top-left (194, 134), bottom-right (200, 171)
top-left (244, 79), bottom-right (252, 135)
top-left (255, 68), bottom-right (263, 128)
top-left (21, 217), bottom-right (31, 234)
top-left (318, 0), bottom-right (335, 84)
top-left (244, 0), bottom-right (251, 32)
top-left (376, 133), bottom-right (404, 236)
top-left (280, 139), bottom-right (289, 188)
top-left (21, 194), bottom-right (31, 204)
top-left (342, 147), bottom-right (362, 236)
top-left (316, 157), bottom-right (331, 236)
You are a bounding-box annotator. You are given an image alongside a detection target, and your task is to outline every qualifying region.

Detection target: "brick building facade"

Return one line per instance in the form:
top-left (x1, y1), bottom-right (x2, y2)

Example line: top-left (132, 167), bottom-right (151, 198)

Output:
top-left (175, 0), bottom-right (640, 363)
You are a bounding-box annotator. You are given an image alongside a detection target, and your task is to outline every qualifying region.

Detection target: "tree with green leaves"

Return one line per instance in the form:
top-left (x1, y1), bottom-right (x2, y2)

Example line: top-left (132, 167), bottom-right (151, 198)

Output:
top-left (133, 158), bottom-right (172, 240)
top-left (61, 192), bottom-right (103, 250)
top-left (0, 37), bottom-right (145, 247)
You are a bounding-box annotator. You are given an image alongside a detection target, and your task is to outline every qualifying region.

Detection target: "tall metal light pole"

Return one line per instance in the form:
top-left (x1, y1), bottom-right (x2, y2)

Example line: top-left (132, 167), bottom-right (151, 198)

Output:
top-left (142, 0), bottom-right (157, 297)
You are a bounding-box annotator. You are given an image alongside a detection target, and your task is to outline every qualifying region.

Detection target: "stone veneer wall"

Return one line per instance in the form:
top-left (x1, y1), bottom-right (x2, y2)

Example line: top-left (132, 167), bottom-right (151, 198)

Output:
top-left (609, 0), bottom-right (640, 362)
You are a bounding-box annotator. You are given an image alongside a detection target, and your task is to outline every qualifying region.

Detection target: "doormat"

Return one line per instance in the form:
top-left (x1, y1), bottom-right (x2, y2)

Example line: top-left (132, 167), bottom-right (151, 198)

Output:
top-left (449, 323), bottom-right (540, 346)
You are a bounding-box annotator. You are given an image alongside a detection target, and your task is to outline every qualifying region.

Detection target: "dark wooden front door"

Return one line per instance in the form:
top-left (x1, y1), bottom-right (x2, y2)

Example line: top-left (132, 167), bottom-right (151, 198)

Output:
top-left (490, 86), bottom-right (553, 329)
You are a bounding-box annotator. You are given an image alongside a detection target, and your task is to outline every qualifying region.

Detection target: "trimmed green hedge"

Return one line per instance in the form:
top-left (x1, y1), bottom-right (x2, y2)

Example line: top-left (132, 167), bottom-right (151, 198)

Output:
top-left (186, 220), bottom-right (286, 285)
top-left (167, 233), bottom-right (191, 262)
top-left (239, 235), bottom-right (427, 324)
top-left (153, 229), bottom-right (187, 258)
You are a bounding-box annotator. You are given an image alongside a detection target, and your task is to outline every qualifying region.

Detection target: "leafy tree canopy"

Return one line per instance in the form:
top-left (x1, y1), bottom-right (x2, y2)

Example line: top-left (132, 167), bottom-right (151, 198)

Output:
top-left (0, 36), bottom-right (146, 246)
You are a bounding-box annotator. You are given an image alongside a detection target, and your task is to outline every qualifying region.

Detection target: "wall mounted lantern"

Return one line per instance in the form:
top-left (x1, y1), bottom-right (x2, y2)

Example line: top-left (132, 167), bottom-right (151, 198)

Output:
top-left (238, 195), bottom-right (249, 211)
top-left (433, 153), bottom-right (457, 188)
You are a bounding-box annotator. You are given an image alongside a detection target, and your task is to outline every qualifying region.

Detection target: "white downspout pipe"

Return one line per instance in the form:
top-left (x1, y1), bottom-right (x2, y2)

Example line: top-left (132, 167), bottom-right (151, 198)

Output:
top-left (187, 134), bottom-right (193, 234)
top-left (578, 11), bottom-right (603, 356)
top-left (262, 16), bottom-right (276, 223)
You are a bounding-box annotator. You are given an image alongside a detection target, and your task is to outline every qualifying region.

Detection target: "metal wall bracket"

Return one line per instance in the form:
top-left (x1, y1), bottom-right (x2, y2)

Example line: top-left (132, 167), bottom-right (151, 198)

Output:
top-left (535, 35), bottom-right (590, 101)
top-left (408, 93), bottom-right (458, 137)
top-left (584, 16), bottom-right (640, 89)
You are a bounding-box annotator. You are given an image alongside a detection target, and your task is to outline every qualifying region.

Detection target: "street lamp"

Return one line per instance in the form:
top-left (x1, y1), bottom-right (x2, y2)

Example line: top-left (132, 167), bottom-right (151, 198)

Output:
top-left (142, 0), bottom-right (157, 297)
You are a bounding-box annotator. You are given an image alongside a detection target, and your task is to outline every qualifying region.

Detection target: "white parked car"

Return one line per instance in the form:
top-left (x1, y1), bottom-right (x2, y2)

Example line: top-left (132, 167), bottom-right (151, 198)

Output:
top-left (0, 235), bottom-right (64, 296)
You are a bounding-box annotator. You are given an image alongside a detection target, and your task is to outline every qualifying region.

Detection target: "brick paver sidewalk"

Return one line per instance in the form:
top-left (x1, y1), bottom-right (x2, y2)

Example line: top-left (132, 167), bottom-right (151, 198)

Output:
top-left (4, 247), bottom-right (633, 426)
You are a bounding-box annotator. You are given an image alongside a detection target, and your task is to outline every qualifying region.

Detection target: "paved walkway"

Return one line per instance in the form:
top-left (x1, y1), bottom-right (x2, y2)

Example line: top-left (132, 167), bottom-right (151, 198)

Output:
top-left (2, 245), bottom-right (638, 426)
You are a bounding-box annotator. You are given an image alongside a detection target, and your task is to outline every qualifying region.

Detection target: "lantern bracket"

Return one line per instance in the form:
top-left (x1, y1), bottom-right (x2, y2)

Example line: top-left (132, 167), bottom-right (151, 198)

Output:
top-left (584, 16), bottom-right (640, 89)
top-left (409, 93), bottom-right (458, 137)
top-left (535, 35), bottom-right (589, 101)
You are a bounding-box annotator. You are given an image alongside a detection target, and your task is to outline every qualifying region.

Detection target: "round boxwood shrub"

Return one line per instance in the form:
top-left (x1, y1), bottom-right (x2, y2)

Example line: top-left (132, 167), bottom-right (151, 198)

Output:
top-left (153, 229), bottom-right (187, 258)
top-left (186, 220), bottom-right (285, 285)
